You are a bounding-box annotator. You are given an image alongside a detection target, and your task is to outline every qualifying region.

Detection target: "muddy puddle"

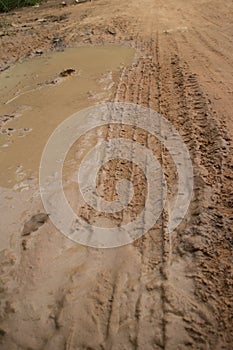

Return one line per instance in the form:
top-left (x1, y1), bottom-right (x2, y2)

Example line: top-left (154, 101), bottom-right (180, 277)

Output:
top-left (0, 45), bottom-right (134, 250)
top-left (0, 45), bottom-right (134, 189)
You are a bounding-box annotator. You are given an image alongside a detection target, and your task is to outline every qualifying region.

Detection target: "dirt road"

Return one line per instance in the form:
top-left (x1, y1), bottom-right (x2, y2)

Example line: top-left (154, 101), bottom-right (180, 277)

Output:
top-left (0, 0), bottom-right (232, 349)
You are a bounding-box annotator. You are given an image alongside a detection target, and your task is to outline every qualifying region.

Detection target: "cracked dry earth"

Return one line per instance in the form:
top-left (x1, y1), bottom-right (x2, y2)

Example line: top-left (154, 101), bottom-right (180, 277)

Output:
top-left (0, 0), bottom-right (233, 349)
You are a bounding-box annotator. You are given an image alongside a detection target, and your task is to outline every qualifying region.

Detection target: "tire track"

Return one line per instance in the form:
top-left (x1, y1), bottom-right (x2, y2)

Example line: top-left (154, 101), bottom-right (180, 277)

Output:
top-left (158, 32), bottom-right (233, 348)
top-left (106, 27), bottom-right (232, 348)
top-left (0, 1), bottom-right (232, 349)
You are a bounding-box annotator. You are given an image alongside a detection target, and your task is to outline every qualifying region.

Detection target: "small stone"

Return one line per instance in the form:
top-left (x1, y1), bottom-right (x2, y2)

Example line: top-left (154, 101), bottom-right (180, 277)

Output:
top-left (51, 37), bottom-right (60, 44)
top-left (75, 0), bottom-right (90, 3)
top-left (107, 27), bottom-right (116, 35)
top-left (22, 213), bottom-right (49, 236)
top-left (35, 50), bottom-right (43, 55)
top-left (37, 18), bottom-right (47, 23)
top-left (59, 68), bottom-right (75, 77)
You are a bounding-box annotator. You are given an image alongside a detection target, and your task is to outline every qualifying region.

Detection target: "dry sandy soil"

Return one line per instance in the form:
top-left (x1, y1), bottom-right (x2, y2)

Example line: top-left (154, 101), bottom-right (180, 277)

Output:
top-left (0, 0), bottom-right (233, 349)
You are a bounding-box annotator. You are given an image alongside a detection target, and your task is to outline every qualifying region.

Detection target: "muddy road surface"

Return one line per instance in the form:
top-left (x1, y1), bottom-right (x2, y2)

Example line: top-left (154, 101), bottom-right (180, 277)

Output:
top-left (0, 0), bottom-right (232, 349)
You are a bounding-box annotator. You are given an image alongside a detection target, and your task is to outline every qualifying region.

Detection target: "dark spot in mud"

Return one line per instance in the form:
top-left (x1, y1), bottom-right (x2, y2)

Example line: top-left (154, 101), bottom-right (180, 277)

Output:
top-left (22, 213), bottom-right (49, 236)
top-left (0, 328), bottom-right (6, 337)
top-left (0, 65), bottom-right (10, 73)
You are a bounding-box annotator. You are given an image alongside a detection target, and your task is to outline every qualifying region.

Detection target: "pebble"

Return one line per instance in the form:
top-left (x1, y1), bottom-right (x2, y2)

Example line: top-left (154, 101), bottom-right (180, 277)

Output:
top-left (59, 68), bottom-right (75, 77)
top-left (22, 213), bottom-right (49, 236)
top-left (35, 50), bottom-right (43, 55)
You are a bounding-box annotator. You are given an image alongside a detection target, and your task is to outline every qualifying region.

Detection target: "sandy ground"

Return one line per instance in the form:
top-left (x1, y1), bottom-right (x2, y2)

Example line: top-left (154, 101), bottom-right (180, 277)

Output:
top-left (0, 0), bottom-right (233, 349)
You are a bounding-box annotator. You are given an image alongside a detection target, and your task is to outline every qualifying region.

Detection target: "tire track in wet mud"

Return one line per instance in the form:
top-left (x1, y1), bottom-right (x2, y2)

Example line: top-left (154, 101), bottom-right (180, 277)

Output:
top-left (100, 29), bottom-right (233, 348)
top-left (156, 33), bottom-right (233, 348)
top-left (113, 37), bottom-right (166, 349)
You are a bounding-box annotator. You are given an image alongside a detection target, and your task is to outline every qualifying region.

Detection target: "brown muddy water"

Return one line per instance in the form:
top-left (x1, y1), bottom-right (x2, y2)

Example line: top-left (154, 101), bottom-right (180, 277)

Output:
top-left (0, 45), bottom-right (134, 188)
top-left (0, 45), bottom-right (134, 250)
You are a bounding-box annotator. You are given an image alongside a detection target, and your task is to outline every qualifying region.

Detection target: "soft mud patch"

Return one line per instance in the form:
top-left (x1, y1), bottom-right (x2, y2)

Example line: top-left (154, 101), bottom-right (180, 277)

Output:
top-left (0, 44), bottom-right (134, 251)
